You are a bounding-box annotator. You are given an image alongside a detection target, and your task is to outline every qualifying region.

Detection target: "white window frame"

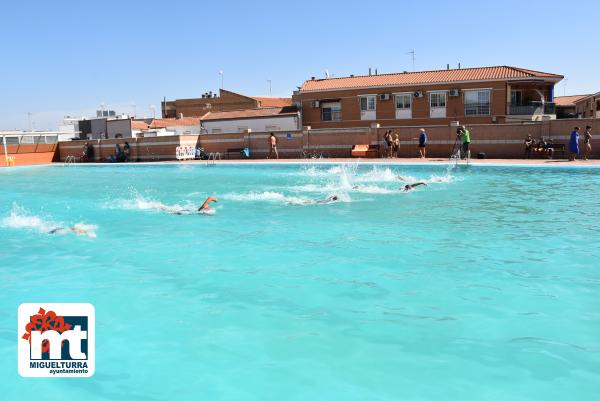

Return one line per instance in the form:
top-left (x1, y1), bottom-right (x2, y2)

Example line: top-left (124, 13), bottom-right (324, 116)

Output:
top-left (394, 92), bottom-right (412, 119)
top-left (464, 89), bottom-right (491, 116)
top-left (429, 91), bottom-right (447, 118)
top-left (321, 102), bottom-right (342, 121)
top-left (360, 95), bottom-right (376, 111)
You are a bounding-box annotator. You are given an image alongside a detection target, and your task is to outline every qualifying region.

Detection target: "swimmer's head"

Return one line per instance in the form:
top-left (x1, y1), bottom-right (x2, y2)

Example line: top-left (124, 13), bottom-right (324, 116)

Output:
top-left (404, 185), bottom-right (410, 190)
top-left (332, 196), bottom-right (338, 201)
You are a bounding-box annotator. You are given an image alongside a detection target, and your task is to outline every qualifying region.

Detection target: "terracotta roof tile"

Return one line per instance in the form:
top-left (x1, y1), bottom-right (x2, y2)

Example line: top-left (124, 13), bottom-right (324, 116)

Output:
top-left (554, 95), bottom-right (589, 107)
top-left (251, 97), bottom-right (293, 107)
top-left (131, 121), bottom-right (149, 130)
top-left (300, 66), bottom-right (564, 92)
top-left (202, 107), bottom-right (297, 121)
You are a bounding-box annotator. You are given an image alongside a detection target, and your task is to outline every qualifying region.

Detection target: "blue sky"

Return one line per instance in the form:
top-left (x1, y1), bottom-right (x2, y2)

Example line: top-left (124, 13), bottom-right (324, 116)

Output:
top-left (1, 0), bottom-right (598, 130)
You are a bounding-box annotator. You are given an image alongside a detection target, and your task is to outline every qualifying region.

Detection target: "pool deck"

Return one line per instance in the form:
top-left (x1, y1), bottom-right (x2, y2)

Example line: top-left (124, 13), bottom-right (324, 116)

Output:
top-left (154, 158), bottom-right (600, 166)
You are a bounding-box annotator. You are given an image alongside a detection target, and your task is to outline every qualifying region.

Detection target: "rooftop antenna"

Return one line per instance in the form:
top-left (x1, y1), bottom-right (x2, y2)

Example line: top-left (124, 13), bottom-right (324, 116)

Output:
top-left (267, 79), bottom-right (272, 96)
top-left (149, 104), bottom-right (156, 119)
top-left (325, 69), bottom-right (330, 78)
top-left (219, 70), bottom-right (224, 89)
top-left (406, 49), bottom-right (416, 71)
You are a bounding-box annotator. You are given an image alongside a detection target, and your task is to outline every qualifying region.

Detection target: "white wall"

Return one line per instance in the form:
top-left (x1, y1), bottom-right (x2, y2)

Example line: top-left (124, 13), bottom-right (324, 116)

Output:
top-left (201, 115), bottom-right (299, 134)
top-left (107, 119), bottom-right (132, 138)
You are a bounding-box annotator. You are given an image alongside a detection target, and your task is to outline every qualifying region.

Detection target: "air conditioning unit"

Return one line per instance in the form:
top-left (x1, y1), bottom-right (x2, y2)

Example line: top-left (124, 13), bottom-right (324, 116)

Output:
top-left (449, 89), bottom-right (460, 97)
top-left (379, 93), bottom-right (390, 101)
top-left (414, 91), bottom-right (423, 98)
top-left (311, 100), bottom-right (320, 108)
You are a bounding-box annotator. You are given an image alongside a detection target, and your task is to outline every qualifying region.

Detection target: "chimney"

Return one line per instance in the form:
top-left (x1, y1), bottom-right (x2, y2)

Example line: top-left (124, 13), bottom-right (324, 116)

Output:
top-left (447, 64), bottom-right (450, 70)
top-left (311, 76), bottom-right (315, 80)
top-left (458, 63), bottom-right (461, 69)
top-left (375, 68), bottom-right (378, 75)
top-left (369, 67), bottom-right (372, 76)
top-left (350, 74), bottom-right (355, 77)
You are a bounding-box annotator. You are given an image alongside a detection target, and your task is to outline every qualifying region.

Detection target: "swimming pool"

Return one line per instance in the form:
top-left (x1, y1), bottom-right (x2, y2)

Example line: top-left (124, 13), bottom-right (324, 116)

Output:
top-left (1, 162), bottom-right (599, 401)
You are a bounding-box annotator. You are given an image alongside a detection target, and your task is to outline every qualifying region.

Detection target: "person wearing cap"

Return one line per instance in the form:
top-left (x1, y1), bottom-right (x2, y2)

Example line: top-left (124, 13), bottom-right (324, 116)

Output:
top-left (418, 128), bottom-right (427, 159)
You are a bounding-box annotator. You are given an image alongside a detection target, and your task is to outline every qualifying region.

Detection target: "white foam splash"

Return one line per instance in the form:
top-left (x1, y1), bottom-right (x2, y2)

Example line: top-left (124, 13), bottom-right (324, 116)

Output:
top-left (109, 194), bottom-right (195, 214)
top-left (223, 191), bottom-right (312, 205)
top-left (1, 205), bottom-right (97, 238)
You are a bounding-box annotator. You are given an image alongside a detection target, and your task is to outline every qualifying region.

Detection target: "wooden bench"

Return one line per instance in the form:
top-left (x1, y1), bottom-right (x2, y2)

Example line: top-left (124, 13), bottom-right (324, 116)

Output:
top-left (224, 148), bottom-right (245, 159)
top-left (532, 143), bottom-right (565, 159)
top-left (351, 144), bottom-right (380, 158)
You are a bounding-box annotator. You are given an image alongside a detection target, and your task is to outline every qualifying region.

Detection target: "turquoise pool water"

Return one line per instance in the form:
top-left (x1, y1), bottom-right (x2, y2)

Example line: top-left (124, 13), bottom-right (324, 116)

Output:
top-left (1, 162), bottom-right (599, 401)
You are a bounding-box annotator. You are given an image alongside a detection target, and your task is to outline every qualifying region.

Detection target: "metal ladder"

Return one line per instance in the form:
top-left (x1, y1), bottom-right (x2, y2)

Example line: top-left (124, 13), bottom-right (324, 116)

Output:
top-left (205, 152), bottom-right (221, 166)
top-left (64, 155), bottom-right (77, 166)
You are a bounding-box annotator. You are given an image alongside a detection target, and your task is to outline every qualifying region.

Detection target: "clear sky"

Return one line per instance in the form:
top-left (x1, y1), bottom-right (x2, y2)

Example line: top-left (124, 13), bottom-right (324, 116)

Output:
top-left (1, 0), bottom-right (598, 130)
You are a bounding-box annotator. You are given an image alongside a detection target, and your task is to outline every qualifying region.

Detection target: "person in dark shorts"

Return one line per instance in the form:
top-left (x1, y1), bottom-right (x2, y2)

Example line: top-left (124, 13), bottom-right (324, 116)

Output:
top-left (418, 128), bottom-right (427, 159)
top-left (460, 125), bottom-right (471, 159)
top-left (383, 130), bottom-right (392, 158)
top-left (524, 134), bottom-right (534, 159)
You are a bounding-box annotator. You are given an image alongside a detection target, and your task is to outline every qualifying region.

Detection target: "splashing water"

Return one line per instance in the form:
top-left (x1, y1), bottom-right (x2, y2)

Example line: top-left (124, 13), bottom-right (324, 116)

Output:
top-left (1, 204), bottom-right (97, 238)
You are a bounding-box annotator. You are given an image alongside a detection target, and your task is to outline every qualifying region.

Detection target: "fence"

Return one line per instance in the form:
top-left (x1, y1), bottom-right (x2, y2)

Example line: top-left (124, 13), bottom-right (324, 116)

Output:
top-left (56, 118), bottom-right (600, 162)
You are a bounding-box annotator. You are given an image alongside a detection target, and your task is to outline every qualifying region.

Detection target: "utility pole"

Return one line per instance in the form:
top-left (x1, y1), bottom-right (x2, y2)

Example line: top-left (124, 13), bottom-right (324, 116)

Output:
top-left (406, 49), bottom-right (416, 72)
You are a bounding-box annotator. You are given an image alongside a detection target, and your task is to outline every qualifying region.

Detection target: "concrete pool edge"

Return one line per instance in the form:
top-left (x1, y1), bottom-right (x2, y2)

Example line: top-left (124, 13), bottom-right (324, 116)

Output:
top-left (3, 158), bottom-right (600, 170)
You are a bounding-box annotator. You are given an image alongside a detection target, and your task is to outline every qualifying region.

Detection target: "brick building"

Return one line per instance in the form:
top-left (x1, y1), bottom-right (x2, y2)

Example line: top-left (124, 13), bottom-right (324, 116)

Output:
top-left (574, 92), bottom-right (600, 118)
top-left (162, 89), bottom-right (291, 118)
top-left (295, 66), bottom-right (563, 129)
top-left (554, 94), bottom-right (588, 119)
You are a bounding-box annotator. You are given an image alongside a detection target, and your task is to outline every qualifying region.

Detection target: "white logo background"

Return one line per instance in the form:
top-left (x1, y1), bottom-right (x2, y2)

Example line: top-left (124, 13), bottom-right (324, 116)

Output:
top-left (18, 303), bottom-right (95, 378)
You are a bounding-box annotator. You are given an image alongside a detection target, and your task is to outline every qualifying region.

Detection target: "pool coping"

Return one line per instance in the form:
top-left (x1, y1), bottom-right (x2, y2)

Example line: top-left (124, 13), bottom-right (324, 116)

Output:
top-left (3, 158), bottom-right (600, 170)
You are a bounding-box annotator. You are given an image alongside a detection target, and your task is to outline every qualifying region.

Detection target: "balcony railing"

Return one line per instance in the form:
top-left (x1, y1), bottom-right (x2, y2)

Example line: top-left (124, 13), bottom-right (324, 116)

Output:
top-left (508, 101), bottom-right (556, 115)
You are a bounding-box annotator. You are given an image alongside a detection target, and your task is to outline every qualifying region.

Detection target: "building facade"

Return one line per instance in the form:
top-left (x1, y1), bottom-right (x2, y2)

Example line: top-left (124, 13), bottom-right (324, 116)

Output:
top-left (554, 95), bottom-right (588, 119)
top-left (574, 92), bottom-right (600, 118)
top-left (162, 89), bottom-right (291, 118)
top-left (201, 107), bottom-right (300, 134)
top-left (295, 66), bottom-right (563, 129)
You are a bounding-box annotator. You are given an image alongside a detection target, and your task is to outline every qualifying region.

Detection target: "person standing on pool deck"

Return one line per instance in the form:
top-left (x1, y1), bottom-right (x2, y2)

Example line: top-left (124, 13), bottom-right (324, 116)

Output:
top-left (418, 128), bottom-right (427, 159)
top-left (460, 125), bottom-right (471, 160)
top-left (583, 126), bottom-right (593, 160)
top-left (569, 126), bottom-right (580, 161)
top-left (268, 133), bottom-right (279, 159)
top-left (383, 130), bottom-right (393, 158)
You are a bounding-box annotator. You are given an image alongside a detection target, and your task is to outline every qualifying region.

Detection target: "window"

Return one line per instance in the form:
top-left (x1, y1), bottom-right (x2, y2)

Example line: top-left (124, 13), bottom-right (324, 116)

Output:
top-left (360, 96), bottom-right (376, 111)
top-left (395, 94), bottom-right (412, 110)
top-left (321, 102), bottom-right (342, 121)
top-left (464, 89), bottom-right (491, 116)
top-left (430, 92), bottom-right (446, 108)
top-left (511, 90), bottom-right (523, 106)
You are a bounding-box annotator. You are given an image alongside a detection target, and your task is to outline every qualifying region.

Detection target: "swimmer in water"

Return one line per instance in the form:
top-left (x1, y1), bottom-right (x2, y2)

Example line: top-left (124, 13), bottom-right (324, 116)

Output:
top-left (297, 195), bottom-right (339, 205)
top-left (171, 196), bottom-right (218, 215)
top-left (316, 195), bottom-right (338, 204)
top-left (198, 196), bottom-right (218, 213)
top-left (49, 225), bottom-right (96, 238)
top-left (401, 182), bottom-right (427, 192)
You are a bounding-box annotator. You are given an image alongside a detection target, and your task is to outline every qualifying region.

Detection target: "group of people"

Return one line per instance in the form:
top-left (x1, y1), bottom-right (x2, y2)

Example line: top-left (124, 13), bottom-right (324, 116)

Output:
top-left (80, 141), bottom-right (131, 163)
top-left (524, 135), bottom-right (556, 159)
top-left (524, 125), bottom-right (593, 161)
top-left (569, 126), bottom-right (593, 161)
top-left (383, 128), bottom-right (429, 158)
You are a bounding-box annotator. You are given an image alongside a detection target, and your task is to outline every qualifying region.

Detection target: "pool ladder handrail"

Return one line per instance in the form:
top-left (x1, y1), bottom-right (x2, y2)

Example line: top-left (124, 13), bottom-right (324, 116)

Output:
top-left (205, 152), bottom-right (221, 166)
top-left (64, 155), bottom-right (79, 166)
